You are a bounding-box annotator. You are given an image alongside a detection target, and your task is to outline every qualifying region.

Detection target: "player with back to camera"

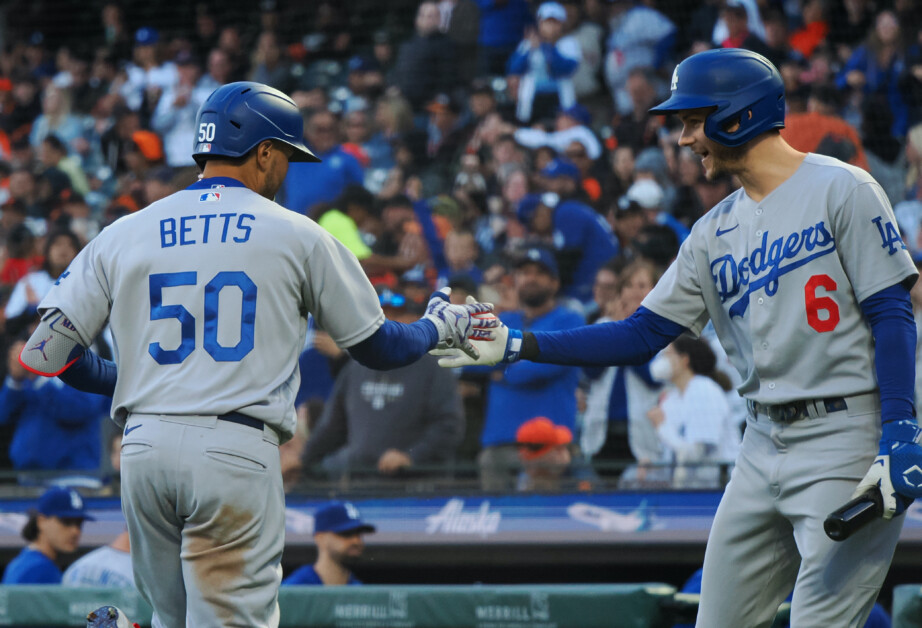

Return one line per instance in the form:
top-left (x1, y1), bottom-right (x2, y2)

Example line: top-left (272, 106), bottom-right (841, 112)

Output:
top-left (435, 48), bottom-right (922, 627)
top-left (18, 81), bottom-right (495, 627)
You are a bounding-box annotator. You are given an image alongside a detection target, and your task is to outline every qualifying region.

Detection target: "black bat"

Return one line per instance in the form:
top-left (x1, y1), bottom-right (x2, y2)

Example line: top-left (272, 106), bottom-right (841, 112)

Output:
top-left (824, 487), bottom-right (883, 542)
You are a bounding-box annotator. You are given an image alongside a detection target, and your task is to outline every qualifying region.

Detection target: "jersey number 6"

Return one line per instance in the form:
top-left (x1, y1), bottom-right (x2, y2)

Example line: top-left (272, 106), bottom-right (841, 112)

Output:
top-left (148, 271), bottom-right (256, 364)
top-left (804, 274), bottom-right (839, 333)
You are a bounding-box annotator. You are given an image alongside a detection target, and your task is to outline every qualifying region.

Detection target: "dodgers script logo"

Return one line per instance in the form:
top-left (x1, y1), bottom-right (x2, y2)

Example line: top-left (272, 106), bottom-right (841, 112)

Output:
top-left (711, 221), bottom-right (836, 317)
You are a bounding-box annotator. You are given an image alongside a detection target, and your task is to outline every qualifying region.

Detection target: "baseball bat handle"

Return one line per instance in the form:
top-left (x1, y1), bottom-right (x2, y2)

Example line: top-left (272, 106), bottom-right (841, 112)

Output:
top-left (824, 487), bottom-right (883, 542)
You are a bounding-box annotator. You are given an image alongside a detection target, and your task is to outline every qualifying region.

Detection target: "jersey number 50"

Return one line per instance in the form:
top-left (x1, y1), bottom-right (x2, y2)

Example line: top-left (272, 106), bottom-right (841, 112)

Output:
top-left (149, 271), bottom-right (256, 364)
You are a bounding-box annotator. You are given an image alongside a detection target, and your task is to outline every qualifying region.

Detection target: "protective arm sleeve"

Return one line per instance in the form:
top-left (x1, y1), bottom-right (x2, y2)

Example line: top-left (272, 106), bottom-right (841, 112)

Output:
top-left (526, 307), bottom-right (688, 366)
top-left (859, 283), bottom-right (916, 424)
top-left (347, 319), bottom-right (438, 370)
top-left (19, 309), bottom-right (86, 376)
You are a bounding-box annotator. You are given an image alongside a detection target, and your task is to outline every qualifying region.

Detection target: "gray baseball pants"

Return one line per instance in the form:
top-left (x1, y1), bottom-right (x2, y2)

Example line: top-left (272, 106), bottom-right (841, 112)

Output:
top-left (120, 414), bottom-right (284, 628)
top-left (697, 393), bottom-right (904, 627)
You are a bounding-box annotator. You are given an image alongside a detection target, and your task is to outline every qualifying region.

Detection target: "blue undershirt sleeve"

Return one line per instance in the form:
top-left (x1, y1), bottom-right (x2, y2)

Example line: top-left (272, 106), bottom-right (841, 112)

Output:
top-left (347, 319), bottom-right (438, 370)
top-left (859, 284), bottom-right (917, 424)
top-left (58, 347), bottom-right (117, 397)
top-left (529, 306), bottom-right (687, 366)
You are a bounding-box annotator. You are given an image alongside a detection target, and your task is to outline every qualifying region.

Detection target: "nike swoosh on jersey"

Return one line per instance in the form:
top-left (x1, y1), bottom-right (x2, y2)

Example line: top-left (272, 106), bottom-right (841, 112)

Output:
top-left (716, 224), bottom-right (739, 237)
top-left (124, 424), bottom-right (142, 435)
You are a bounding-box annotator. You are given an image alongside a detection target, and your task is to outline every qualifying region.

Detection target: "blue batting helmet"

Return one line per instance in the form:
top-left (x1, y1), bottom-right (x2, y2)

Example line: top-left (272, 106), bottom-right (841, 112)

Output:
top-left (192, 81), bottom-right (320, 167)
top-left (649, 48), bottom-right (785, 147)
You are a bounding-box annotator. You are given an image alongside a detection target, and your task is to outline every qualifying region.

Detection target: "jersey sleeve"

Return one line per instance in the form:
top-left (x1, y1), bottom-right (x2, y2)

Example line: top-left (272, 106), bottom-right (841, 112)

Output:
top-left (641, 231), bottom-right (710, 335)
top-left (38, 236), bottom-right (111, 347)
top-left (303, 229), bottom-right (385, 348)
top-left (834, 181), bottom-right (918, 301)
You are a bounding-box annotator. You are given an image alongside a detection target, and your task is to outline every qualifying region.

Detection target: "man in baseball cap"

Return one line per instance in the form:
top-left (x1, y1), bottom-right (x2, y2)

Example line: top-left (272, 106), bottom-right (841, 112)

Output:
top-left (283, 502), bottom-right (376, 585)
top-left (2, 486), bottom-right (93, 584)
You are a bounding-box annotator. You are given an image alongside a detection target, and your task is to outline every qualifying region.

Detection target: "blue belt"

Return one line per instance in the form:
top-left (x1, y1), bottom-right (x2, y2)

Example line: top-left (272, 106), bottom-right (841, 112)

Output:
top-left (749, 397), bottom-right (848, 423)
top-left (218, 411), bottom-right (263, 431)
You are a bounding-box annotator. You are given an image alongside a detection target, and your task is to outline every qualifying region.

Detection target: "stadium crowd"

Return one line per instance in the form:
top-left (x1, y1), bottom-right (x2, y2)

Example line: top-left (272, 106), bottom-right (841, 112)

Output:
top-left (0, 0), bottom-right (921, 490)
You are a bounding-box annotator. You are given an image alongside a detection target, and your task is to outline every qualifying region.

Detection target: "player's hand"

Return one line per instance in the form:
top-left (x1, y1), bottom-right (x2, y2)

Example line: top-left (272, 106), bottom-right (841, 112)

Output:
top-left (378, 449), bottom-right (412, 474)
top-left (423, 288), bottom-right (498, 360)
top-left (852, 420), bottom-right (922, 519)
top-left (431, 310), bottom-right (524, 368)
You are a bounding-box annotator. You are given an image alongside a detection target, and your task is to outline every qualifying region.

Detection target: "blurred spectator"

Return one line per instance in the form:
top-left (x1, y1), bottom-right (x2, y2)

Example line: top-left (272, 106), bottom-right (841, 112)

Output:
top-left (62, 529), bottom-right (133, 588)
top-left (624, 178), bottom-right (689, 245)
top-left (711, 0), bottom-right (765, 47)
top-left (475, 247), bottom-right (584, 491)
top-left (836, 9), bottom-right (908, 138)
top-left (2, 486), bottom-right (91, 584)
top-left (280, 109), bottom-right (364, 215)
top-left (861, 95), bottom-right (906, 204)
top-left (424, 93), bottom-right (469, 183)
top-left (6, 229), bottom-right (80, 320)
top-left (151, 50), bottom-right (210, 168)
top-left (519, 177), bottom-right (618, 308)
top-left (718, 1), bottom-right (772, 58)
top-left (507, 2), bottom-right (581, 124)
top-left (1, 78), bottom-right (41, 147)
top-left (248, 31), bottom-right (294, 94)
top-left (613, 68), bottom-right (663, 155)
top-left (476, 0), bottom-right (533, 76)
top-left (301, 286), bottom-right (463, 479)
top-left (441, 0), bottom-right (481, 86)
top-left (789, 0), bottom-right (829, 59)
top-left (581, 260), bottom-right (662, 468)
top-left (28, 84), bottom-right (88, 155)
top-left (39, 134), bottom-right (90, 197)
top-left (437, 229), bottom-right (484, 288)
top-left (0, 223), bottom-right (39, 287)
top-left (564, 1), bottom-right (605, 103)
top-left (646, 336), bottom-right (737, 488)
top-left (896, 124), bottom-right (922, 257)
top-left (781, 84), bottom-right (869, 171)
top-left (119, 27), bottom-right (178, 114)
top-left (99, 105), bottom-right (141, 177)
top-left (516, 416), bottom-right (593, 491)
top-left (283, 502), bottom-right (375, 586)
top-left (142, 166), bottom-right (180, 206)
top-left (0, 336), bottom-right (109, 471)
top-left (828, 0), bottom-right (875, 63)
top-left (603, 0), bottom-right (676, 115)
top-left (98, 3), bottom-right (132, 60)
top-left (392, 2), bottom-right (458, 110)
top-left (514, 104), bottom-right (602, 161)
top-left (200, 48), bottom-right (234, 94)
top-left (343, 107), bottom-right (394, 175)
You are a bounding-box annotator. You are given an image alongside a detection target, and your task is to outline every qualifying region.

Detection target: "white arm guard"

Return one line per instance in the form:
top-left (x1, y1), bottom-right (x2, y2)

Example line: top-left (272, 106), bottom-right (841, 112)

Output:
top-left (19, 309), bottom-right (87, 376)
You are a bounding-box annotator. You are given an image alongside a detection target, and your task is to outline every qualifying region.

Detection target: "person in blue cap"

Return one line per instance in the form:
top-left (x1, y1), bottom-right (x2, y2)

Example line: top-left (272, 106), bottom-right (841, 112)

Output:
top-left (283, 502), bottom-right (376, 586)
top-left (2, 486), bottom-right (93, 584)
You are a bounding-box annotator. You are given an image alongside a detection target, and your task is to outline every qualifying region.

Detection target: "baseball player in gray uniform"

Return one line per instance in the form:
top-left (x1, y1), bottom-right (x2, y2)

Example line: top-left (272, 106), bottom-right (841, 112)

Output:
top-left (18, 82), bottom-right (494, 627)
top-left (437, 49), bottom-right (922, 626)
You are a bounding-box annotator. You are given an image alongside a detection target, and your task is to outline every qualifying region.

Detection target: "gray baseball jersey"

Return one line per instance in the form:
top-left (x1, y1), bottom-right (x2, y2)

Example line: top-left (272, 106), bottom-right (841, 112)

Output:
top-left (40, 178), bottom-right (385, 440)
top-left (643, 153), bottom-right (917, 403)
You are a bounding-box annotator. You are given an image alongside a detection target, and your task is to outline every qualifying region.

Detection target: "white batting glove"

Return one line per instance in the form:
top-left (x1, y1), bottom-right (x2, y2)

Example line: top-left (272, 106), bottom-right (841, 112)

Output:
top-left (431, 299), bottom-right (523, 368)
top-left (852, 420), bottom-right (922, 519)
top-left (422, 288), bottom-right (497, 360)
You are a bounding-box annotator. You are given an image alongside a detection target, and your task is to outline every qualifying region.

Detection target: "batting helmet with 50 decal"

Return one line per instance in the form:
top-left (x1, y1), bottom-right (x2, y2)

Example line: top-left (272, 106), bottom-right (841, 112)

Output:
top-left (192, 81), bottom-right (320, 167)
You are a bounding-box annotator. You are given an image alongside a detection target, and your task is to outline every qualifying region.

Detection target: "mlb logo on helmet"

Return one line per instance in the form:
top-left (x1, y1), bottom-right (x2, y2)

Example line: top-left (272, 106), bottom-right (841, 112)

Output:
top-left (671, 66), bottom-right (679, 91)
top-left (199, 192), bottom-right (221, 202)
top-left (202, 143), bottom-right (211, 152)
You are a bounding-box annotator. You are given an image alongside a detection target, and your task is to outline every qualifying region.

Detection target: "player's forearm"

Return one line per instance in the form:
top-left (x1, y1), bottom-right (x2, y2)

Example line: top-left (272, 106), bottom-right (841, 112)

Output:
top-left (524, 307), bottom-right (687, 366)
top-left (860, 284), bottom-right (917, 424)
top-left (58, 350), bottom-right (117, 397)
top-left (347, 319), bottom-right (438, 370)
